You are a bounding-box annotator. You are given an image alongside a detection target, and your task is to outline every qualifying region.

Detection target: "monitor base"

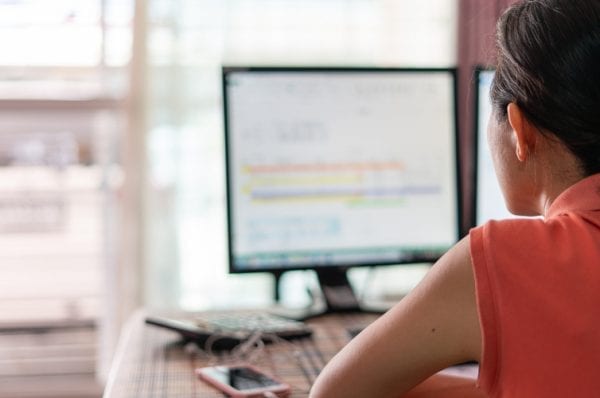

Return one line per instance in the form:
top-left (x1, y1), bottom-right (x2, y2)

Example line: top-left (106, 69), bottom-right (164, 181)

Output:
top-left (270, 301), bottom-right (389, 322)
top-left (271, 268), bottom-right (392, 321)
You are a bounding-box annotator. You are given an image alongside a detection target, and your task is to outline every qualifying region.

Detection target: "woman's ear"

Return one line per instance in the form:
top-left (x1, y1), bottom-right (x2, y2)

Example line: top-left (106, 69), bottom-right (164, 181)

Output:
top-left (507, 103), bottom-right (536, 162)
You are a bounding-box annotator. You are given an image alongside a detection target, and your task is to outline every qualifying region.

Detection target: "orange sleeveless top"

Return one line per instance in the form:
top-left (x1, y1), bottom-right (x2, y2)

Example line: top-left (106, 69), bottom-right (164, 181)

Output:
top-left (470, 173), bottom-right (600, 397)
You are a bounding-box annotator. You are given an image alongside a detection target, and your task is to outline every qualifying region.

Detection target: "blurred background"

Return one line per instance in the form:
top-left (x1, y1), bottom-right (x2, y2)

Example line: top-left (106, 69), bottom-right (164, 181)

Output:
top-left (0, 0), bottom-right (509, 396)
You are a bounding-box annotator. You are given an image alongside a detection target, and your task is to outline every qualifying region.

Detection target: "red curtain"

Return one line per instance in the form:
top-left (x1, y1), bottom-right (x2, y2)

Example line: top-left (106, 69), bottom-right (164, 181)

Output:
top-left (457, 0), bottom-right (518, 232)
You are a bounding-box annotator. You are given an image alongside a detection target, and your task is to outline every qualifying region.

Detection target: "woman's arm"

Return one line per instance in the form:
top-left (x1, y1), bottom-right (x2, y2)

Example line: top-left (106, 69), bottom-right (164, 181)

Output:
top-left (309, 237), bottom-right (482, 398)
top-left (402, 373), bottom-right (486, 398)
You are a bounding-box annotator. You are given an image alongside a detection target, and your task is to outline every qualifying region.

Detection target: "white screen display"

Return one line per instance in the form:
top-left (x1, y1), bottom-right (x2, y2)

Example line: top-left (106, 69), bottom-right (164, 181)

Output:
top-left (224, 69), bottom-right (459, 270)
top-left (475, 69), bottom-right (515, 225)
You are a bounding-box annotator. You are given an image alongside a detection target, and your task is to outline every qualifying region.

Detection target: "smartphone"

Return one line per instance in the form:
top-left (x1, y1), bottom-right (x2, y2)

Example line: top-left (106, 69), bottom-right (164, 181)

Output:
top-left (196, 364), bottom-right (291, 397)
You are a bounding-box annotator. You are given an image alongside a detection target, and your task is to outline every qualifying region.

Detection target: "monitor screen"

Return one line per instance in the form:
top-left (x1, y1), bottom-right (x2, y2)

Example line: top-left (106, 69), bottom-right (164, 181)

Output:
top-left (223, 67), bottom-right (460, 274)
top-left (474, 68), bottom-right (515, 225)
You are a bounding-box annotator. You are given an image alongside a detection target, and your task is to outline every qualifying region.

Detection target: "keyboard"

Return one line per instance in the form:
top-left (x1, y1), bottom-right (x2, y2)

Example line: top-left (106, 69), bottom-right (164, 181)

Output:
top-left (145, 311), bottom-right (313, 351)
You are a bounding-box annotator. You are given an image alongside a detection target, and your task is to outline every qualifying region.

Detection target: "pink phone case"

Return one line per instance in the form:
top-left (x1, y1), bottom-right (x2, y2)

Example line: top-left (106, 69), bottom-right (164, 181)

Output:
top-left (196, 364), bottom-right (291, 398)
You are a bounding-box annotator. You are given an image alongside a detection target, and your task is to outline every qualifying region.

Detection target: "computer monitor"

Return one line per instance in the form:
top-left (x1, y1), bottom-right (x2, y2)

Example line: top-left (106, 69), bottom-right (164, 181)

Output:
top-left (222, 67), bottom-right (460, 316)
top-left (473, 67), bottom-right (515, 226)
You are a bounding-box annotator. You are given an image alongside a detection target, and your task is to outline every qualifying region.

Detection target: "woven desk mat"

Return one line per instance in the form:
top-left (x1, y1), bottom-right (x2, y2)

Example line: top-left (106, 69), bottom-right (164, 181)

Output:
top-left (105, 311), bottom-right (380, 397)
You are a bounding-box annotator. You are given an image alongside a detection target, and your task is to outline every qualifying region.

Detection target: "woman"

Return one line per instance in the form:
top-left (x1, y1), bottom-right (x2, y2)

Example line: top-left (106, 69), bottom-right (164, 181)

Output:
top-left (310, 0), bottom-right (600, 396)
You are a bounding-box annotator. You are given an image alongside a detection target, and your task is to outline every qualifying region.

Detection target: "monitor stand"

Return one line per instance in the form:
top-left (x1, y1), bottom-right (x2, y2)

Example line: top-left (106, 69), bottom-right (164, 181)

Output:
top-left (272, 268), bottom-right (388, 321)
top-left (315, 268), bottom-right (363, 313)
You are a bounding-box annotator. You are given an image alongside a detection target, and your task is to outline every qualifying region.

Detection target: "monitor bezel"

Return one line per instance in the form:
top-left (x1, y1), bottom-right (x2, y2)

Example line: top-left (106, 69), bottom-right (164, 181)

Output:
top-left (472, 65), bottom-right (496, 228)
top-left (222, 66), bottom-right (462, 275)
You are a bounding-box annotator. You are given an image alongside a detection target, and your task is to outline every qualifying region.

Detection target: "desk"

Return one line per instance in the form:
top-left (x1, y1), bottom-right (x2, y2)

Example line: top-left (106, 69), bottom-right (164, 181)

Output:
top-left (104, 310), bottom-right (478, 397)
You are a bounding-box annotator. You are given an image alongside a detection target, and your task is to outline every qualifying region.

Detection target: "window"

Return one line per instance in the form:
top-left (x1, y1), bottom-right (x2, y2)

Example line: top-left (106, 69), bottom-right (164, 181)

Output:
top-left (140, 0), bottom-right (457, 310)
top-left (0, 0), bottom-right (132, 391)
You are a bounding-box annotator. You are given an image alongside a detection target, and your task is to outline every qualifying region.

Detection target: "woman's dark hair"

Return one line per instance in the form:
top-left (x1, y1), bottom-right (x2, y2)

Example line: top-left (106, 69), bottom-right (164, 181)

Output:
top-left (491, 0), bottom-right (600, 176)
